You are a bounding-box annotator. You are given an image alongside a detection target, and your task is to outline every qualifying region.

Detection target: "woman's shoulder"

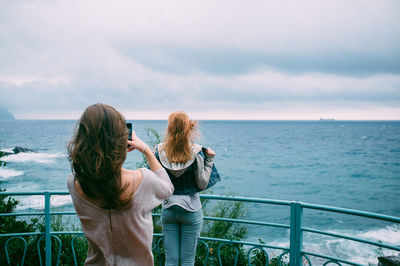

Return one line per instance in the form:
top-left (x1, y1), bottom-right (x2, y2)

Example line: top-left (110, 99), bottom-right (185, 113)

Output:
top-left (122, 168), bottom-right (142, 180)
top-left (135, 168), bottom-right (159, 184)
top-left (67, 174), bottom-right (77, 197)
top-left (193, 144), bottom-right (206, 158)
top-left (191, 143), bottom-right (202, 153)
top-left (67, 174), bottom-right (74, 187)
top-left (120, 169), bottom-right (143, 201)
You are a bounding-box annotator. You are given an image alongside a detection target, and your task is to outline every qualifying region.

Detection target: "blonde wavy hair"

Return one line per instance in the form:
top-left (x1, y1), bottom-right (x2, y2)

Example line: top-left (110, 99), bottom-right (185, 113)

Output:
top-left (163, 111), bottom-right (198, 163)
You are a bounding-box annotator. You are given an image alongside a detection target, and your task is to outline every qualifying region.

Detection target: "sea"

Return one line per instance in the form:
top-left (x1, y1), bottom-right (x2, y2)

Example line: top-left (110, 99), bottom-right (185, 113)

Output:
top-left (0, 120), bottom-right (399, 265)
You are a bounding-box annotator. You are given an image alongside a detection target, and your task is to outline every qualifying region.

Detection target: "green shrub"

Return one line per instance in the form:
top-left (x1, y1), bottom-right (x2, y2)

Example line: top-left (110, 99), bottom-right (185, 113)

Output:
top-left (0, 152), bottom-right (40, 265)
top-left (197, 195), bottom-right (248, 265)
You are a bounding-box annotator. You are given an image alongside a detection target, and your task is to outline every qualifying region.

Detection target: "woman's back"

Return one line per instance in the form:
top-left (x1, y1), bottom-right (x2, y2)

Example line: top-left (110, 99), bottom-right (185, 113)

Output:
top-left (67, 103), bottom-right (174, 265)
top-left (68, 168), bottom-right (172, 265)
top-left (159, 111), bottom-right (215, 266)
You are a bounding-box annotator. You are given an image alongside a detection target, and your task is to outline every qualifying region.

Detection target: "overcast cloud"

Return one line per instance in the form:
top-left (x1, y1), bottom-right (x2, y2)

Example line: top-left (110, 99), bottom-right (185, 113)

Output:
top-left (0, 0), bottom-right (399, 119)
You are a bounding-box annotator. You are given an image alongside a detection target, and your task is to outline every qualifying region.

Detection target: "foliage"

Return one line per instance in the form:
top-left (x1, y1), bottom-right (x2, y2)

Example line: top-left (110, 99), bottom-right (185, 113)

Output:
top-left (136, 127), bottom-right (162, 168)
top-left (0, 184), bottom-right (39, 265)
top-left (0, 192), bottom-right (87, 265)
top-left (0, 152), bottom-right (40, 265)
top-left (153, 196), bottom-right (249, 266)
top-left (34, 214), bottom-right (88, 265)
top-left (249, 239), bottom-right (268, 266)
top-left (197, 195), bottom-right (248, 265)
top-left (146, 127), bottom-right (163, 148)
top-left (0, 151), bottom-right (88, 265)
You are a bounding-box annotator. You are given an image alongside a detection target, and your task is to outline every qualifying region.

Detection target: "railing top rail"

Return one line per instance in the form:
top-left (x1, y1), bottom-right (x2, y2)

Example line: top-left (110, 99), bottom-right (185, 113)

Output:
top-left (0, 191), bottom-right (70, 196)
top-left (0, 191), bottom-right (47, 196)
top-left (0, 191), bottom-right (293, 205)
top-left (2, 191), bottom-right (400, 265)
top-left (199, 194), bottom-right (292, 206)
top-left (301, 202), bottom-right (400, 223)
top-left (1, 191), bottom-right (399, 223)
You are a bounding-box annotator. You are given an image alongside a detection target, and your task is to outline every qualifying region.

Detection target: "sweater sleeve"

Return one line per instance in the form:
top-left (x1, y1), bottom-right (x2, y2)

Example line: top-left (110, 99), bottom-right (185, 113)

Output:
top-left (141, 168), bottom-right (174, 210)
top-left (194, 154), bottom-right (214, 191)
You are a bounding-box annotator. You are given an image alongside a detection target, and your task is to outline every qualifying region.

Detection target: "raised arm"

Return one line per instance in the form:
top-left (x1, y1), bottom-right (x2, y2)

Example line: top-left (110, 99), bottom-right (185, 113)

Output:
top-left (127, 131), bottom-right (173, 208)
top-left (127, 130), bottom-right (162, 172)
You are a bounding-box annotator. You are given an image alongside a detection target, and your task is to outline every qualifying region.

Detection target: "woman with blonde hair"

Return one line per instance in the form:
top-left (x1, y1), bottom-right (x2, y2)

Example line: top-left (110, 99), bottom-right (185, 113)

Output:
top-left (155, 111), bottom-right (216, 265)
top-left (67, 103), bottom-right (174, 265)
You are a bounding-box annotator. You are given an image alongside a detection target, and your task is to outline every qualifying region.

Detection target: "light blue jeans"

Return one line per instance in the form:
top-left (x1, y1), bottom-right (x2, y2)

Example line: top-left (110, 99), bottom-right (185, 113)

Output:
top-left (162, 205), bottom-right (203, 266)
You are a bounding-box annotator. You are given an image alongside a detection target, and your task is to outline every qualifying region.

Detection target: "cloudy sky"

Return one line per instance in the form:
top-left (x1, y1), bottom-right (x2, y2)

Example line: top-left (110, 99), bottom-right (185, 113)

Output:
top-left (0, 0), bottom-right (399, 120)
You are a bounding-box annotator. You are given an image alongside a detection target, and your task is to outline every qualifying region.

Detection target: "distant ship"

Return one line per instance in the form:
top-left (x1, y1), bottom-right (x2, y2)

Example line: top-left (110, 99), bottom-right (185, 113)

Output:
top-left (319, 118), bottom-right (335, 121)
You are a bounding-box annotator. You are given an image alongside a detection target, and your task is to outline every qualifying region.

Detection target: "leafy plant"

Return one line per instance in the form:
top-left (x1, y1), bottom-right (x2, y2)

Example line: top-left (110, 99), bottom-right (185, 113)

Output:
top-left (197, 195), bottom-right (248, 265)
top-left (249, 239), bottom-right (269, 266)
top-left (0, 152), bottom-right (40, 265)
top-left (136, 127), bottom-right (162, 168)
top-left (33, 213), bottom-right (88, 265)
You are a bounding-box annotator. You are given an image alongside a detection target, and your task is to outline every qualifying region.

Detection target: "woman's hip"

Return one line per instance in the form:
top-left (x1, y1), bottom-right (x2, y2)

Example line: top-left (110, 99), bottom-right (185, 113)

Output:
top-left (162, 205), bottom-right (203, 225)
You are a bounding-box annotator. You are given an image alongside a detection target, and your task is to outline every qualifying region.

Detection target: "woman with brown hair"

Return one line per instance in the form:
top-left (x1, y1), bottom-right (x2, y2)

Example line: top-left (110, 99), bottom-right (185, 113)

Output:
top-left (156, 111), bottom-right (216, 266)
top-left (67, 103), bottom-right (174, 265)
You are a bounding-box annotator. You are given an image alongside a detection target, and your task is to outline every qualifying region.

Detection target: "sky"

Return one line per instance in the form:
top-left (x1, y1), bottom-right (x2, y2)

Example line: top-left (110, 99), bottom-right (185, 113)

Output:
top-left (0, 0), bottom-right (399, 120)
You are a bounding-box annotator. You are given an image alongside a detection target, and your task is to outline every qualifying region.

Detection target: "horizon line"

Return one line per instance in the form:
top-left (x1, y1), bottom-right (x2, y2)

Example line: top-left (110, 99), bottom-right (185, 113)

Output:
top-left (3, 118), bottom-right (400, 122)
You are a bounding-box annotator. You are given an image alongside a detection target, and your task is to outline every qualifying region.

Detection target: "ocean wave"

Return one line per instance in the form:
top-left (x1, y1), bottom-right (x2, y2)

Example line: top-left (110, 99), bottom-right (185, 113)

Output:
top-left (359, 224), bottom-right (400, 246)
top-left (2, 152), bottom-right (65, 164)
top-left (51, 195), bottom-right (73, 207)
top-left (0, 148), bottom-right (14, 153)
top-left (0, 168), bottom-right (24, 179)
top-left (310, 226), bottom-right (400, 265)
top-left (15, 195), bottom-right (72, 210)
top-left (268, 225), bottom-right (400, 265)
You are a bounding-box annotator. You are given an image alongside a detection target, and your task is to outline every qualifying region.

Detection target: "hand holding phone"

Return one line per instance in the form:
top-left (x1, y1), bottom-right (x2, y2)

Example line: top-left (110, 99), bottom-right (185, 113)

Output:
top-left (126, 123), bottom-right (132, 140)
top-left (127, 129), bottom-right (149, 154)
top-left (126, 123), bottom-right (133, 148)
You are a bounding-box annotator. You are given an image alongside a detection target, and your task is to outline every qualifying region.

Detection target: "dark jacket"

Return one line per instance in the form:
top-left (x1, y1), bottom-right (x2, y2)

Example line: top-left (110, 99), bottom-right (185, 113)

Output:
top-left (155, 143), bottom-right (220, 195)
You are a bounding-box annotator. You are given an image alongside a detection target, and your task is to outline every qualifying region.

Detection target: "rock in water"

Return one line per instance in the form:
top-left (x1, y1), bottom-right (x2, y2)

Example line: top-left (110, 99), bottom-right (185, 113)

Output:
top-left (378, 255), bottom-right (400, 266)
top-left (12, 147), bottom-right (36, 154)
top-left (0, 147), bottom-right (36, 156)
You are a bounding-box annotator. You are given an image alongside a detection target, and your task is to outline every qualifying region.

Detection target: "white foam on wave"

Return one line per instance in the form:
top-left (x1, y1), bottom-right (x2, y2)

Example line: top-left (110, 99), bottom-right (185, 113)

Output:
top-left (15, 195), bottom-right (45, 210)
top-left (0, 168), bottom-right (24, 179)
top-left (16, 195), bottom-right (73, 210)
top-left (359, 224), bottom-right (400, 246)
top-left (309, 226), bottom-right (400, 265)
top-left (2, 152), bottom-right (65, 164)
top-left (52, 195), bottom-right (73, 207)
top-left (0, 148), bottom-right (14, 153)
top-left (268, 225), bottom-right (400, 265)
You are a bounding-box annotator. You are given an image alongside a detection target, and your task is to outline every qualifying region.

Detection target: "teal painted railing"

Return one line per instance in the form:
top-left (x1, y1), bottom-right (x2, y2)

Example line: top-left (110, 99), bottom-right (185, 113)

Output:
top-left (1, 191), bottom-right (399, 265)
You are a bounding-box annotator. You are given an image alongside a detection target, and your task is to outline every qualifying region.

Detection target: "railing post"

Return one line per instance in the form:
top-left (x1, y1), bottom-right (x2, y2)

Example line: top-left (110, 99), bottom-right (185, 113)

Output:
top-left (45, 191), bottom-right (51, 266)
top-left (290, 202), bottom-right (303, 266)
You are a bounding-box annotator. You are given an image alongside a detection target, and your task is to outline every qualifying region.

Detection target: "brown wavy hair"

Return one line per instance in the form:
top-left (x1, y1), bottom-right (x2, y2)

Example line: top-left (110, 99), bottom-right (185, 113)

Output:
top-left (163, 111), bottom-right (198, 163)
top-left (67, 103), bottom-right (129, 209)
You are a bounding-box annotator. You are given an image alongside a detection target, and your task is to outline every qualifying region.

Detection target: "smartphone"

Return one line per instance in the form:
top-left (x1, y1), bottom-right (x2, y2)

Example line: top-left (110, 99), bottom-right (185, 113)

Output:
top-left (126, 123), bottom-right (132, 140)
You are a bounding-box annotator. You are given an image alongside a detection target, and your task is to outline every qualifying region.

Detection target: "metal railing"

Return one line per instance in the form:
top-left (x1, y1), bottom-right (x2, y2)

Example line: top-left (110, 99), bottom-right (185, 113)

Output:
top-left (0, 191), bottom-right (399, 265)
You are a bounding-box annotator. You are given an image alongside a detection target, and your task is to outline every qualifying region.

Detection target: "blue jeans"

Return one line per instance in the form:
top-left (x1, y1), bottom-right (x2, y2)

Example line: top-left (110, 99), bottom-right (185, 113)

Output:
top-left (162, 206), bottom-right (203, 266)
